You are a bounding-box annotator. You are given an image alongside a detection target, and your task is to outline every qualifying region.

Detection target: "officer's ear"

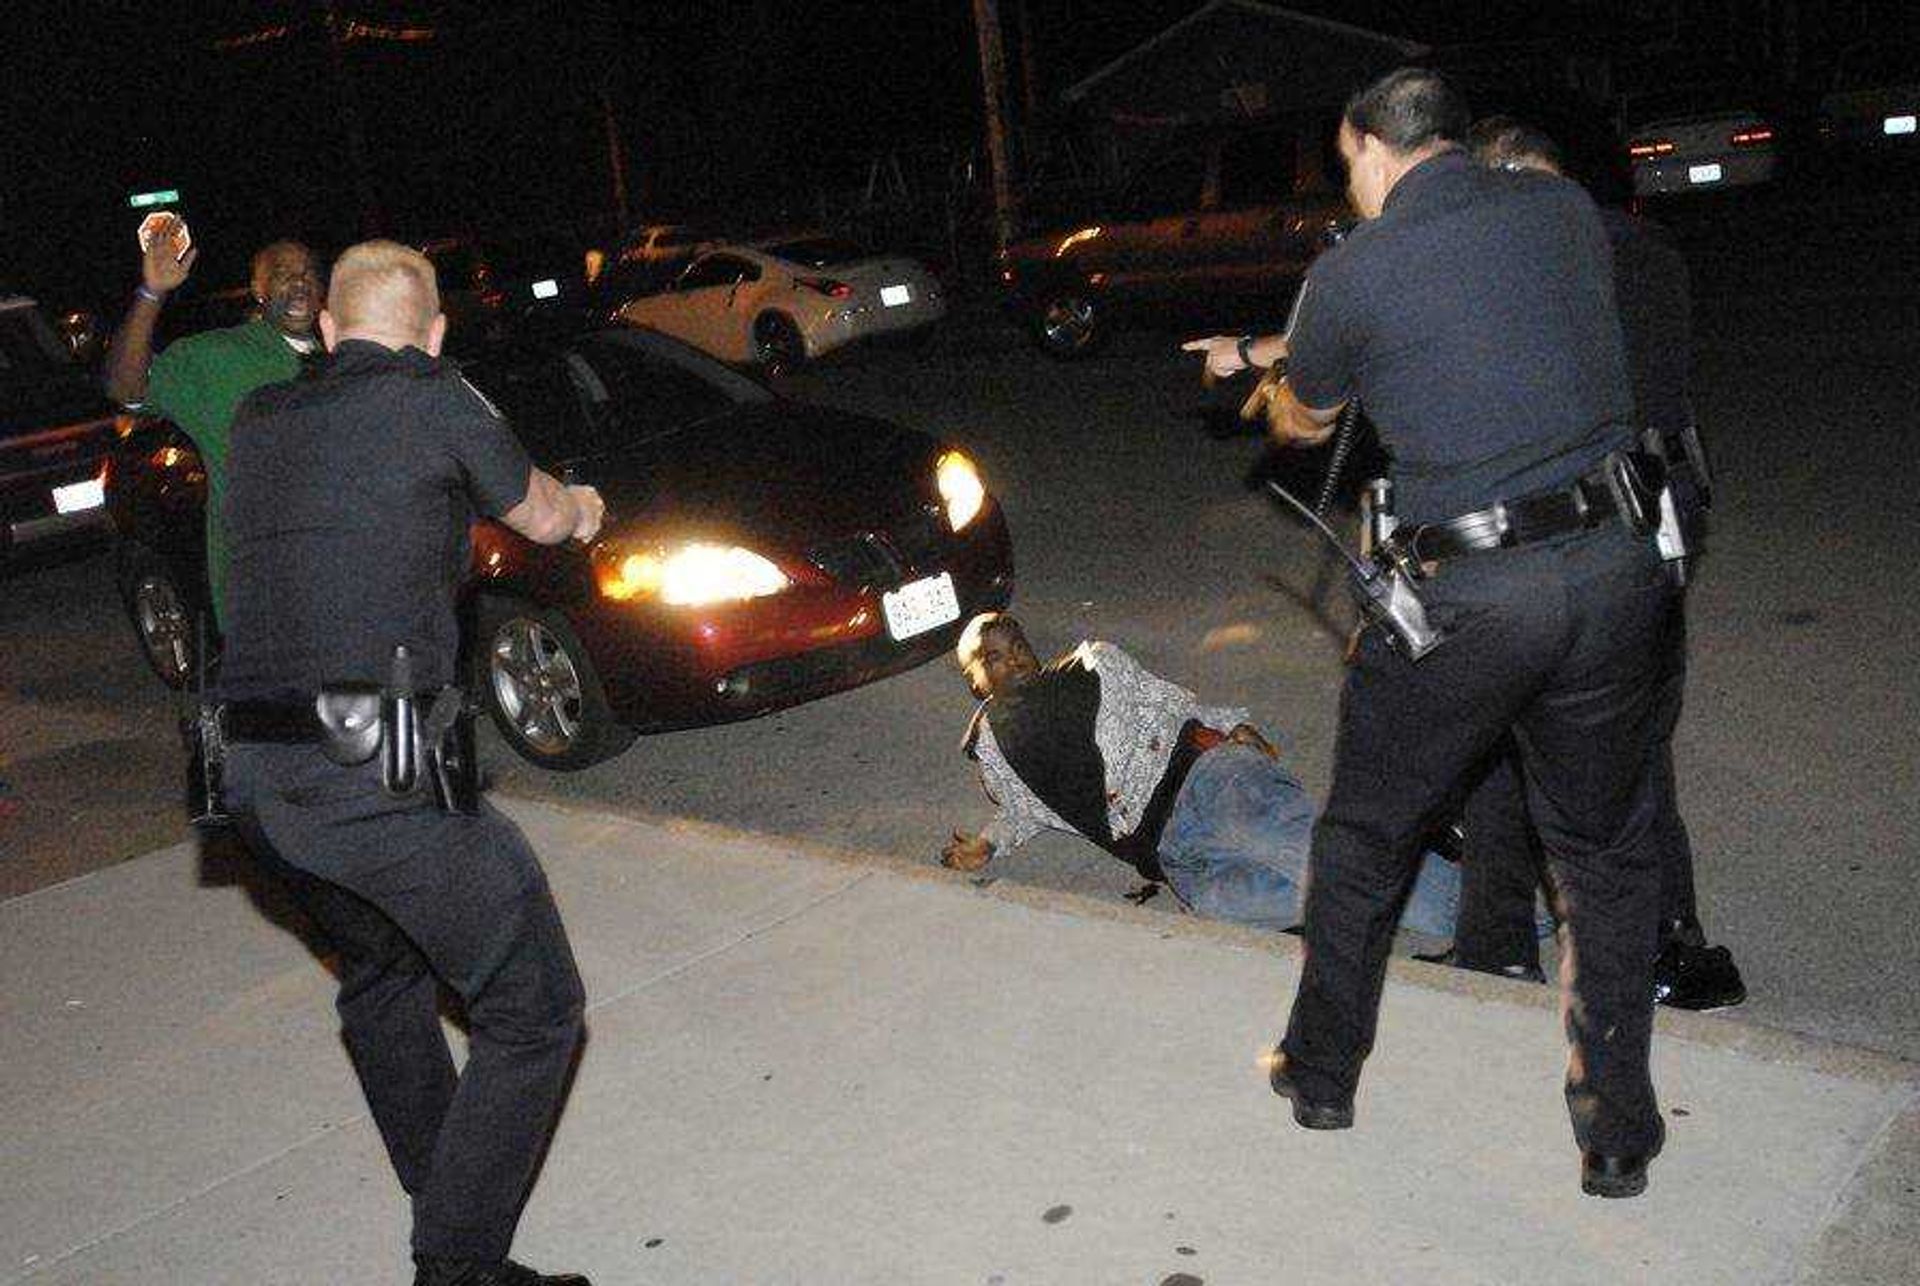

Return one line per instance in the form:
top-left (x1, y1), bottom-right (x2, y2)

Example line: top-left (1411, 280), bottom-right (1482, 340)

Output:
top-left (424, 312), bottom-right (447, 358)
top-left (318, 309), bottom-right (340, 353)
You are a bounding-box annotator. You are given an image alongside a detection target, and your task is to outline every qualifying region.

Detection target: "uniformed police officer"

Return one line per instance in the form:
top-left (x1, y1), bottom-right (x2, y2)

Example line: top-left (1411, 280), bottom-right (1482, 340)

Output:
top-left (1187, 68), bottom-right (1677, 1198)
top-left (216, 241), bottom-right (605, 1284)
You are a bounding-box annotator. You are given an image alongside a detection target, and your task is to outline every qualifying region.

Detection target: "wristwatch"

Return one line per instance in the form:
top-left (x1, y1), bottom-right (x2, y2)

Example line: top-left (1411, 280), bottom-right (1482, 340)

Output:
top-left (1236, 335), bottom-right (1256, 370)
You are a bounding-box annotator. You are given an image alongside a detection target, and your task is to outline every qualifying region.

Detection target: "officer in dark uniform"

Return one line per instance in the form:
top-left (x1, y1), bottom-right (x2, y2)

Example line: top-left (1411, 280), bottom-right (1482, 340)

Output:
top-left (1451, 117), bottom-right (1745, 1012)
top-left (216, 240), bottom-right (606, 1285)
top-left (1187, 68), bottom-right (1676, 1198)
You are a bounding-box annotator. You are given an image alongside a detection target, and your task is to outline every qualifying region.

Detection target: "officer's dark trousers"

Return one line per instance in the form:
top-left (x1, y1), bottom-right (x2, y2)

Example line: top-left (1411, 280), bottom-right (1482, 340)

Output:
top-left (1280, 525), bottom-right (1675, 1156)
top-left (1455, 601), bottom-right (1695, 972)
top-left (226, 743), bottom-right (586, 1263)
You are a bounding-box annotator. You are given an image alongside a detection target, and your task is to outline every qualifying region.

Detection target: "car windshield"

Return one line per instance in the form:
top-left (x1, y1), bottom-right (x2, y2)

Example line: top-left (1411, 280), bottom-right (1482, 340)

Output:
top-left (464, 329), bottom-right (771, 464)
top-left (1624, 86), bottom-right (1763, 126)
top-left (761, 237), bottom-right (868, 267)
top-left (1835, 45), bottom-right (1917, 89)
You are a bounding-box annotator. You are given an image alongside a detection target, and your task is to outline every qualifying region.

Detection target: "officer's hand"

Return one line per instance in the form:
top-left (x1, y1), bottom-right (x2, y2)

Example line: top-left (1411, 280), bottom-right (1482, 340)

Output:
top-left (1181, 335), bottom-right (1248, 380)
top-left (565, 484), bottom-right (606, 542)
top-left (141, 216), bottom-right (197, 295)
top-left (1227, 723), bottom-right (1278, 759)
top-left (941, 830), bottom-right (994, 872)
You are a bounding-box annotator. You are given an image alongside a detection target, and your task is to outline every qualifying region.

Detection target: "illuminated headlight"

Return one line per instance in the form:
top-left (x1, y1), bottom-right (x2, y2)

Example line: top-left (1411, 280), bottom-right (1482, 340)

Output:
top-left (595, 541), bottom-right (790, 605)
top-left (936, 449), bottom-right (986, 532)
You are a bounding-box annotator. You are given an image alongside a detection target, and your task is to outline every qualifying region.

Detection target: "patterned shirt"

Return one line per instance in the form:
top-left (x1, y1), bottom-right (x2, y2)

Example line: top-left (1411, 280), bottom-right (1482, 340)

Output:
top-left (972, 642), bottom-right (1250, 854)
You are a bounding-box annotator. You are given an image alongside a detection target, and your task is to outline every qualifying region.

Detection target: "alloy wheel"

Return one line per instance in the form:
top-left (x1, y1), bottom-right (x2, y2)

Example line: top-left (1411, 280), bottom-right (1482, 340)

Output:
top-left (133, 573), bottom-right (194, 687)
top-left (488, 615), bottom-right (587, 759)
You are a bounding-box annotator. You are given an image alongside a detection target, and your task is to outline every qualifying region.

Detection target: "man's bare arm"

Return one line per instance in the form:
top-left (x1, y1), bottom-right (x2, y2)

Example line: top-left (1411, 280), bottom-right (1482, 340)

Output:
top-left (104, 217), bottom-right (197, 405)
top-left (501, 469), bottom-right (606, 545)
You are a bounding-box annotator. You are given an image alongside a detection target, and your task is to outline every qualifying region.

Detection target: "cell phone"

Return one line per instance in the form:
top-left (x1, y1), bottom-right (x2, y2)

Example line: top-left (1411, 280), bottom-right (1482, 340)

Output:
top-left (137, 212), bottom-right (192, 261)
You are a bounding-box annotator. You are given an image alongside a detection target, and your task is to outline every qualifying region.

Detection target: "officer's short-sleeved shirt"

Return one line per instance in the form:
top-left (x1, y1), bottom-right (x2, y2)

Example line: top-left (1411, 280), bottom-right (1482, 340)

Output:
top-left (145, 318), bottom-right (306, 624)
top-left (1286, 150), bottom-right (1634, 524)
top-left (215, 340), bottom-right (533, 699)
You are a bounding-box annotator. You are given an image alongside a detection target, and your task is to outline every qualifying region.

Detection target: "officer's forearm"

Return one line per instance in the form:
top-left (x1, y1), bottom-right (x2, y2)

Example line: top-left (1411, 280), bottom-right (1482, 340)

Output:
top-left (103, 293), bottom-right (165, 405)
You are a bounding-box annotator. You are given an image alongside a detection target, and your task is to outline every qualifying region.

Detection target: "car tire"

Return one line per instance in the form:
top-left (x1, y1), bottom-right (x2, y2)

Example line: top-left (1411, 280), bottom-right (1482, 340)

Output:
top-left (118, 541), bottom-right (204, 690)
top-left (752, 312), bottom-right (807, 374)
top-left (1031, 287), bottom-right (1105, 359)
top-left (474, 597), bottom-right (636, 771)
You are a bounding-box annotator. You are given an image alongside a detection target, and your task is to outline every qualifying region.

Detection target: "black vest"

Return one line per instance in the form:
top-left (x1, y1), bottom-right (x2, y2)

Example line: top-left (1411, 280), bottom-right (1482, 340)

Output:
top-left (970, 653), bottom-right (1208, 882)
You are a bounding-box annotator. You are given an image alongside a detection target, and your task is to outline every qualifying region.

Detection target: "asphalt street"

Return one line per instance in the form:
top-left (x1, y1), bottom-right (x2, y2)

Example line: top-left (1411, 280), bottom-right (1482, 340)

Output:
top-left (3, 188), bottom-right (1916, 1067)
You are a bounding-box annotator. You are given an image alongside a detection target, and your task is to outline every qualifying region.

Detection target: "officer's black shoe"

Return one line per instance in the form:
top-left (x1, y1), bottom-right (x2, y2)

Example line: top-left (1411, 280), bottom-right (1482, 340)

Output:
top-left (413, 1255), bottom-right (590, 1286)
top-left (1652, 926), bottom-right (1747, 1011)
top-left (1580, 1118), bottom-right (1665, 1199)
top-left (1266, 1049), bottom-right (1354, 1130)
top-left (1414, 945), bottom-right (1547, 985)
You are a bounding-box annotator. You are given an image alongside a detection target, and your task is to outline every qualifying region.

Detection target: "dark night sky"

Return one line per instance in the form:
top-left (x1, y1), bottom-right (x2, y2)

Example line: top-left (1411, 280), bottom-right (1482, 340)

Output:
top-left (2, 1), bottom-right (1911, 304)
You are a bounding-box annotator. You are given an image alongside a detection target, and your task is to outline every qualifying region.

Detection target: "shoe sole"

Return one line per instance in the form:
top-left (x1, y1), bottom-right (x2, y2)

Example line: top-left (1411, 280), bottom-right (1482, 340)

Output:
top-left (1581, 1167), bottom-right (1649, 1198)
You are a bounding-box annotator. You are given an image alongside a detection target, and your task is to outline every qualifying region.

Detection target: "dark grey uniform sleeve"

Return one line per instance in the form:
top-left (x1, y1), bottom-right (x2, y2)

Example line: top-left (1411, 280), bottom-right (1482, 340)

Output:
top-left (441, 375), bottom-right (534, 519)
top-left (1285, 255), bottom-right (1362, 410)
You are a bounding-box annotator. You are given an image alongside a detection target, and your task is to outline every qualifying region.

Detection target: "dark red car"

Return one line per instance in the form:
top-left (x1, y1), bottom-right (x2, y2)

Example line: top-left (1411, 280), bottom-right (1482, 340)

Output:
top-left (107, 327), bottom-right (1014, 768)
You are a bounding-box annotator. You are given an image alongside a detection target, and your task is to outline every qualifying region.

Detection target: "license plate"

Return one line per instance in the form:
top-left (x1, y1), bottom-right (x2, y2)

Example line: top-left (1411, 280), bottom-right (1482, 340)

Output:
top-left (880, 284), bottom-right (911, 307)
top-left (52, 477), bottom-right (104, 514)
top-left (1886, 115), bottom-right (1917, 136)
top-left (881, 571), bottom-right (959, 641)
top-left (1688, 163), bottom-right (1723, 184)
top-left (531, 278), bottom-right (560, 299)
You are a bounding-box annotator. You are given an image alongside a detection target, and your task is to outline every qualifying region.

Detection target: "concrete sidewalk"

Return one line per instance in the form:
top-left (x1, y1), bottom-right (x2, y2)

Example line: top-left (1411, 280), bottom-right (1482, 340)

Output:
top-left (3, 798), bottom-right (1915, 1286)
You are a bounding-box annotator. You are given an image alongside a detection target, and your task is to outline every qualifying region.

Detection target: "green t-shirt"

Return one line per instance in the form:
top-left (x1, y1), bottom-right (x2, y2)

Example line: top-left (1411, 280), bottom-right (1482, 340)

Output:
top-left (146, 318), bottom-right (304, 625)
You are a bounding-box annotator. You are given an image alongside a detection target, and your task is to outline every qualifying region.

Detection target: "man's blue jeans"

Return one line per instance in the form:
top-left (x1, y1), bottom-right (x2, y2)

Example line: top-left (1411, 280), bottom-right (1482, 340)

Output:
top-left (1156, 742), bottom-right (1459, 935)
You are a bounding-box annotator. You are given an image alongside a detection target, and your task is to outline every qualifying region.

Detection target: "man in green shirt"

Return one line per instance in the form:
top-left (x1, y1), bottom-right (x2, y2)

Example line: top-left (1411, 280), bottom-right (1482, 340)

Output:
top-left (106, 225), bottom-right (323, 623)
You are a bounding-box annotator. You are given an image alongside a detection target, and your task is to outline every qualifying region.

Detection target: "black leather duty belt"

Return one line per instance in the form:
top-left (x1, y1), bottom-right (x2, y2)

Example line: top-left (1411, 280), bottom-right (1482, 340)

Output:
top-left (223, 697), bottom-right (327, 744)
top-left (1402, 463), bottom-right (1643, 563)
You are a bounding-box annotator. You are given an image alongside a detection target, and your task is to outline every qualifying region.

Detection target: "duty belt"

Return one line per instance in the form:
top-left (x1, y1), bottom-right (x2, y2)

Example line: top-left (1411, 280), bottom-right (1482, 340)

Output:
top-left (1400, 453), bottom-right (1659, 564)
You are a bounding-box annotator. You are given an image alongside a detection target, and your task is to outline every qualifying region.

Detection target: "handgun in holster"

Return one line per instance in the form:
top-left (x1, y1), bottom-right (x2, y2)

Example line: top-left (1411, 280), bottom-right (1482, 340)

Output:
top-left (351, 645), bottom-right (481, 813)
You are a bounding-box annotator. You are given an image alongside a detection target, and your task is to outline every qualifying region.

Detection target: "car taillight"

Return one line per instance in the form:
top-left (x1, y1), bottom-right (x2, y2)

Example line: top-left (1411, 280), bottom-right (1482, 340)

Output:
top-left (1730, 125), bottom-right (1774, 147)
top-left (1628, 138), bottom-right (1675, 160)
top-left (796, 276), bottom-right (853, 299)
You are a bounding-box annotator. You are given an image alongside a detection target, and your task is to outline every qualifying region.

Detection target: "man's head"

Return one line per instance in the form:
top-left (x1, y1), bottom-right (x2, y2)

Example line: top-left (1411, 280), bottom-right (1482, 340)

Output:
top-left (1467, 115), bottom-right (1565, 176)
top-left (1337, 67), bottom-right (1469, 219)
top-left (956, 612), bottom-right (1039, 700)
top-left (250, 241), bottom-right (322, 339)
top-left (318, 240), bottom-right (447, 356)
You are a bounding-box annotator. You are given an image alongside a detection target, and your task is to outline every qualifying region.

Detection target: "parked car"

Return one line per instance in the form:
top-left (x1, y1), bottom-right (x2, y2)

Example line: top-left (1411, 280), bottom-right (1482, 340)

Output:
top-left (613, 235), bottom-right (946, 371)
top-left (1, 293), bottom-right (123, 562)
top-left (996, 118), bottom-right (1351, 358)
top-left (106, 326), bottom-right (1013, 768)
top-left (1817, 43), bottom-right (1919, 156)
top-left (1622, 89), bottom-right (1779, 196)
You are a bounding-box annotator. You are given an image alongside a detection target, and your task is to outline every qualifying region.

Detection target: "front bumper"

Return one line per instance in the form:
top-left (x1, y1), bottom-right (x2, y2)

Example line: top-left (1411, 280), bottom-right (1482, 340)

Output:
top-left (577, 503), bottom-right (1013, 729)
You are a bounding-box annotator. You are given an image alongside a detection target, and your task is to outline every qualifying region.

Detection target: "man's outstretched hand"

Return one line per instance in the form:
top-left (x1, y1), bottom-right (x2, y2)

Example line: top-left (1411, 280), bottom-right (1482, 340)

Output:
top-left (140, 215), bottom-right (197, 295)
top-left (941, 830), bottom-right (994, 872)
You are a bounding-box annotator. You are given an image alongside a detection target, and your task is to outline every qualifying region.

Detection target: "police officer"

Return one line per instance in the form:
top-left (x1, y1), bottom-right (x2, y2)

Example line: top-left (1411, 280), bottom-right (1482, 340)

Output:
top-left (1453, 117), bottom-right (1745, 1012)
top-left (1187, 68), bottom-right (1676, 1198)
top-left (216, 241), bottom-right (605, 1284)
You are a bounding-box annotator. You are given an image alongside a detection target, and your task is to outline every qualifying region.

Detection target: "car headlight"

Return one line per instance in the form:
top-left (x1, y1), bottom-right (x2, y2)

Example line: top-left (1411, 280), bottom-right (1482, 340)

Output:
top-left (595, 541), bottom-right (791, 605)
top-left (936, 449), bottom-right (986, 532)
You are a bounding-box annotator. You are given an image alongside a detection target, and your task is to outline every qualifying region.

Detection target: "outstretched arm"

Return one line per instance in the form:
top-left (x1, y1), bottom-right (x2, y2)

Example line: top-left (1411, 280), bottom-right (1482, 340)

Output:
top-left (104, 216), bottom-right (197, 406)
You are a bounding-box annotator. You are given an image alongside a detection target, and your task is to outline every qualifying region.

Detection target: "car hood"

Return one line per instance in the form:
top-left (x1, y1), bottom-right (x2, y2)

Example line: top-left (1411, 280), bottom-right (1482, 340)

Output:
top-left (562, 401), bottom-right (945, 553)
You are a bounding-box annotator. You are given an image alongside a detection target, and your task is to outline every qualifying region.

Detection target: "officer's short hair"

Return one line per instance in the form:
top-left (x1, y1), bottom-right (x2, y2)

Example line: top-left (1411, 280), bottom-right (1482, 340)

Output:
top-left (956, 611), bottom-right (1022, 673)
top-left (328, 240), bottom-right (440, 339)
top-left (1343, 67), bottom-right (1469, 154)
top-left (1468, 115), bottom-right (1565, 174)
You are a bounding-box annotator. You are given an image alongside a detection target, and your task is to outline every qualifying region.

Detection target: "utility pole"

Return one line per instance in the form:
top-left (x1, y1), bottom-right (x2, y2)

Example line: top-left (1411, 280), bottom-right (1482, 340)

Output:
top-left (322, 1), bottom-right (383, 235)
top-left (971, 0), bottom-right (1019, 253)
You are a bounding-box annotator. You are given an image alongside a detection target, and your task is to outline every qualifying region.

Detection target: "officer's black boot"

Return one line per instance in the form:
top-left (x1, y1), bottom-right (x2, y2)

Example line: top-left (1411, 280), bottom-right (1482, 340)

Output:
top-left (1652, 916), bottom-right (1746, 1011)
top-left (413, 1255), bottom-right (590, 1286)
